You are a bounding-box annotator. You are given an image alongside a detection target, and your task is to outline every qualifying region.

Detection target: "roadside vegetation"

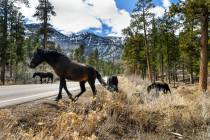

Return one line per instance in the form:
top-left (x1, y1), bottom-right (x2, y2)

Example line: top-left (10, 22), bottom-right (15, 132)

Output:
top-left (1, 77), bottom-right (210, 140)
top-left (0, 0), bottom-right (209, 92)
top-left (0, 0), bottom-right (210, 139)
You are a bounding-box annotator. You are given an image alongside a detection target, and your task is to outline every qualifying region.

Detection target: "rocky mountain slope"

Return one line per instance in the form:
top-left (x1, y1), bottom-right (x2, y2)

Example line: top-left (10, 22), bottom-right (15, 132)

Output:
top-left (25, 24), bottom-right (123, 61)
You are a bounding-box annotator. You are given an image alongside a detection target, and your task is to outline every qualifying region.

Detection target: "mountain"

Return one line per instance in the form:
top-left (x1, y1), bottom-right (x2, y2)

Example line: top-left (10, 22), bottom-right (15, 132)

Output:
top-left (24, 24), bottom-right (124, 61)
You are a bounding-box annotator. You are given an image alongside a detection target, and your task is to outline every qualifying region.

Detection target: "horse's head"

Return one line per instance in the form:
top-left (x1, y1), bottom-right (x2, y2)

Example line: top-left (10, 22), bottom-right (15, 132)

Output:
top-left (29, 48), bottom-right (45, 68)
top-left (32, 73), bottom-right (37, 78)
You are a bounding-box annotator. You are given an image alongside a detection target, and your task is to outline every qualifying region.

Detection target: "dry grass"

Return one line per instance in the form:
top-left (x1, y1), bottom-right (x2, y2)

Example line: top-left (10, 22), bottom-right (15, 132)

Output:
top-left (1, 76), bottom-right (210, 140)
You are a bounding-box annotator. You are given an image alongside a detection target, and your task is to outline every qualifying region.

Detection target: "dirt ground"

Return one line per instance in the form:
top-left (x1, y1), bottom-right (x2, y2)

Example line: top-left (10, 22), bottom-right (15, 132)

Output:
top-left (1, 77), bottom-right (210, 140)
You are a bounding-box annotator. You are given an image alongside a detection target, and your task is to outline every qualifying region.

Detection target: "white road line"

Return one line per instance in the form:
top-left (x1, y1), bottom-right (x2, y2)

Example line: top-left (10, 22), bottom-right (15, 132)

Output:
top-left (0, 87), bottom-right (80, 108)
top-left (0, 92), bottom-right (56, 108)
top-left (0, 79), bottom-right (105, 108)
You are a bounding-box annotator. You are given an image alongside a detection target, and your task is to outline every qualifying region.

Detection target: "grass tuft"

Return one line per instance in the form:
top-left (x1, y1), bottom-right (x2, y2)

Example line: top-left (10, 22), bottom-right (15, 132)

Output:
top-left (1, 76), bottom-right (210, 139)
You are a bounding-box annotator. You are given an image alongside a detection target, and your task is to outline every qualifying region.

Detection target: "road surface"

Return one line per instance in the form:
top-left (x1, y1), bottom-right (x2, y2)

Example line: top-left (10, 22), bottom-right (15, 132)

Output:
top-left (0, 80), bottom-right (102, 108)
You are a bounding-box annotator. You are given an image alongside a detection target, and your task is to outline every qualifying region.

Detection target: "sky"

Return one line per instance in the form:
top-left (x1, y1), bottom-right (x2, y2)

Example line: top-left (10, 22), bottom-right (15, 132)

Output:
top-left (19, 0), bottom-right (178, 37)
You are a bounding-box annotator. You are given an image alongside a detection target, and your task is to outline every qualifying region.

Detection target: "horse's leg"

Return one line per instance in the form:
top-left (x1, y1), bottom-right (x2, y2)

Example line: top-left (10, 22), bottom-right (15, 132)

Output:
top-left (155, 87), bottom-right (158, 94)
top-left (163, 89), bottom-right (167, 94)
top-left (40, 78), bottom-right (42, 84)
top-left (55, 78), bottom-right (64, 101)
top-left (62, 78), bottom-right (75, 101)
top-left (75, 81), bottom-right (86, 100)
top-left (88, 79), bottom-right (97, 97)
top-left (47, 77), bottom-right (50, 83)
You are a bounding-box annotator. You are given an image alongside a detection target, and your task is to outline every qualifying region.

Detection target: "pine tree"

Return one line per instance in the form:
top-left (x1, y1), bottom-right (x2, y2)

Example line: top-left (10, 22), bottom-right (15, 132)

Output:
top-left (171, 0), bottom-right (210, 91)
top-left (73, 45), bottom-right (85, 63)
top-left (88, 48), bottom-right (99, 68)
top-left (0, 0), bottom-right (28, 85)
top-left (150, 16), bottom-right (158, 81)
top-left (122, 34), bottom-right (145, 75)
top-left (33, 0), bottom-right (56, 49)
top-left (132, 0), bottom-right (154, 81)
top-left (0, 15), bottom-right (3, 68)
top-left (178, 13), bottom-right (199, 84)
top-left (13, 13), bottom-right (25, 82)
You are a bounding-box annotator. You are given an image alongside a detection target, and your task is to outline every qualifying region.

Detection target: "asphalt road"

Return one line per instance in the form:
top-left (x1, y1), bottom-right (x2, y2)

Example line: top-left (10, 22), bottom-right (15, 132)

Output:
top-left (0, 81), bottom-right (98, 108)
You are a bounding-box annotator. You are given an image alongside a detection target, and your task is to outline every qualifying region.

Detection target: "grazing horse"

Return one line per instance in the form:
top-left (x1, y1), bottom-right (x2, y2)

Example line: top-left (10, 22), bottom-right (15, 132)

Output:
top-left (33, 72), bottom-right (54, 84)
top-left (107, 75), bottom-right (118, 92)
top-left (147, 82), bottom-right (171, 94)
top-left (29, 49), bottom-right (106, 101)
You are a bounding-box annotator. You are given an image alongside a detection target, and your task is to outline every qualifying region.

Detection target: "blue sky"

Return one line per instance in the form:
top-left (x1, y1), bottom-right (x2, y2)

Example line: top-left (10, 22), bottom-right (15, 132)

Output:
top-left (115, 0), bottom-right (178, 12)
top-left (20, 0), bottom-right (179, 37)
top-left (115, 0), bottom-right (136, 13)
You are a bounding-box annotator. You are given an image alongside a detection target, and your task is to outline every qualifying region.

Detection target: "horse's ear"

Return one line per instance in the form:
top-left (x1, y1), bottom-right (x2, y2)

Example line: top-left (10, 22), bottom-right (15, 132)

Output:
top-left (37, 48), bottom-right (43, 53)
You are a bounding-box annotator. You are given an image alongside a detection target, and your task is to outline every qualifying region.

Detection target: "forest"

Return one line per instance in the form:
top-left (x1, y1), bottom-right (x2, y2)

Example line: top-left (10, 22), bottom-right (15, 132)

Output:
top-left (0, 0), bottom-right (122, 85)
top-left (0, 0), bottom-right (209, 92)
top-left (122, 0), bottom-right (209, 92)
top-left (0, 0), bottom-right (210, 139)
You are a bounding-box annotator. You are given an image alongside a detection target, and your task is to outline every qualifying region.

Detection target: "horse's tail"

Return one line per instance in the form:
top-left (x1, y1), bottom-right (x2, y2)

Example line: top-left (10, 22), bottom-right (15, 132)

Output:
top-left (147, 85), bottom-right (151, 93)
top-left (96, 70), bottom-right (107, 87)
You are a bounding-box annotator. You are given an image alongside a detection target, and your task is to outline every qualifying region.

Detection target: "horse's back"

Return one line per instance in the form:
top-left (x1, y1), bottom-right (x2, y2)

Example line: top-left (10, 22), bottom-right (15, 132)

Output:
top-left (64, 62), bottom-right (96, 81)
top-left (46, 72), bottom-right (53, 77)
top-left (147, 81), bottom-right (170, 93)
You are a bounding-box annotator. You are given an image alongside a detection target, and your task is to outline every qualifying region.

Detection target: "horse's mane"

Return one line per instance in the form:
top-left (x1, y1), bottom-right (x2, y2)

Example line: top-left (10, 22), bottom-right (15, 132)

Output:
top-left (44, 50), bottom-right (71, 61)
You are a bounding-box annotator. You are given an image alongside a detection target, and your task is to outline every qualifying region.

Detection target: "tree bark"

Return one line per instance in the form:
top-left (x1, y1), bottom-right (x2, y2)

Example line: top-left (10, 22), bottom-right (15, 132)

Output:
top-left (190, 63), bottom-right (194, 84)
top-left (142, 7), bottom-right (152, 82)
top-left (199, 10), bottom-right (208, 92)
top-left (182, 63), bottom-right (185, 82)
top-left (173, 63), bottom-right (176, 87)
top-left (166, 32), bottom-right (170, 83)
top-left (161, 53), bottom-right (164, 81)
top-left (43, 0), bottom-right (48, 49)
top-left (1, 0), bottom-right (8, 85)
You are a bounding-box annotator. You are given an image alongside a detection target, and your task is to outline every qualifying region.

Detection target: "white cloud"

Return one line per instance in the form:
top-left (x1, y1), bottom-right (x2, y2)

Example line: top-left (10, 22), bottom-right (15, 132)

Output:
top-left (83, 0), bottom-right (131, 36)
top-left (149, 6), bottom-right (165, 18)
top-left (17, 0), bottom-right (38, 23)
top-left (149, 0), bottom-right (171, 18)
top-left (18, 0), bottom-right (172, 36)
top-left (19, 0), bottom-right (131, 36)
top-left (163, 0), bottom-right (171, 9)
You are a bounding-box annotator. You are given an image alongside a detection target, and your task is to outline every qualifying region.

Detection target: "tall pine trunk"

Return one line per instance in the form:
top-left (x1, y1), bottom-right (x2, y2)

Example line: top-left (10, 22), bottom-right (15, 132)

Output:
top-left (182, 63), bottom-right (185, 82)
top-left (142, 8), bottom-right (152, 82)
top-left (199, 10), bottom-right (208, 92)
top-left (43, 21), bottom-right (47, 49)
top-left (43, 0), bottom-right (48, 49)
top-left (161, 53), bottom-right (164, 81)
top-left (1, 0), bottom-right (8, 85)
top-left (190, 63), bottom-right (194, 84)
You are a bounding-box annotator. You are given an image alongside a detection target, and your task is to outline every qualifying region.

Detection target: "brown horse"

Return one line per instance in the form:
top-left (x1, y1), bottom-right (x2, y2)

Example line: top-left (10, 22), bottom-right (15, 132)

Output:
top-left (29, 48), bottom-right (106, 101)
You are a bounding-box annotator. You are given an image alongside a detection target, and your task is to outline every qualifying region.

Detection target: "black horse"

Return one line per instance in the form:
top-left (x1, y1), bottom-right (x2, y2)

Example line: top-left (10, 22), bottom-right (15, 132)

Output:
top-left (33, 72), bottom-right (53, 84)
top-left (107, 75), bottom-right (118, 92)
top-left (147, 82), bottom-right (171, 94)
top-left (29, 49), bottom-right (106, 101)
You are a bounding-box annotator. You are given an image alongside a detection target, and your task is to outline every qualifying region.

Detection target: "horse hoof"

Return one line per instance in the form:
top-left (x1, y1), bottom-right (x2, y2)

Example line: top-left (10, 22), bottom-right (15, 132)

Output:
top-left (73, 97), bottom-right (78, 102)
top-left (72, 98), bottom-right (76, 102)
top-left (92, 96), bottom-right (97, 101)
top-left (55, 97), bottom-right (61, 101)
